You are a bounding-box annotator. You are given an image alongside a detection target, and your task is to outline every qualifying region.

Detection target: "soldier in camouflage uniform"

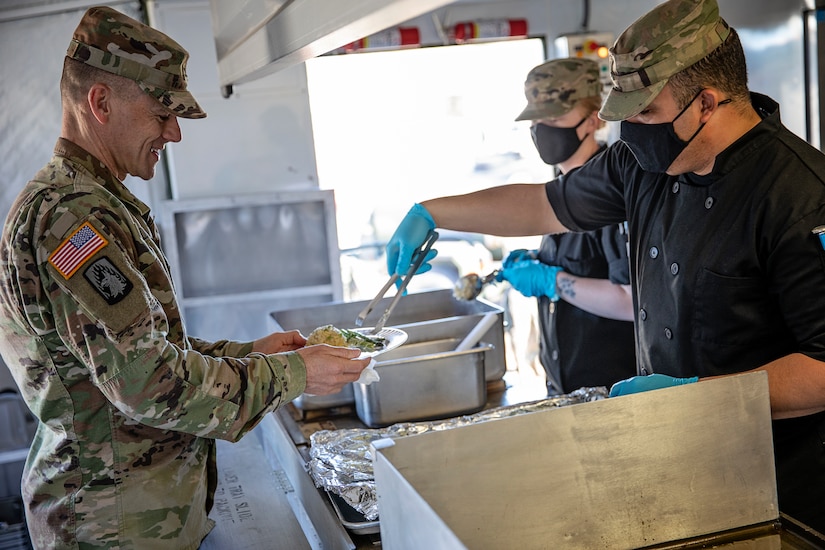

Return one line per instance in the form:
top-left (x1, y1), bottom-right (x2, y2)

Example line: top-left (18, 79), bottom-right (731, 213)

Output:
top-left (501, 58), bottom-right (637, 396)
top-left (0, 6), bottom-right (369, 549)
top-left (385, 0), bottom-right (825, 532)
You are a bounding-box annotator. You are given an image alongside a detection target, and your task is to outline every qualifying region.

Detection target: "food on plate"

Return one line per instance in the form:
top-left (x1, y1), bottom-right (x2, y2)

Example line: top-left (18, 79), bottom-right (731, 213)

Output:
top-left (306, 324), bottom-right (347, 347)
top-left (306, 324), bottom-right (386, 352)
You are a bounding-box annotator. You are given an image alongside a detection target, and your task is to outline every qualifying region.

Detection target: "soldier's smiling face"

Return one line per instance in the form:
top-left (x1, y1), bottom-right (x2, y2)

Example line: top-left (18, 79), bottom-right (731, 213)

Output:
top-left (107, 86), bottom-right (182, 181)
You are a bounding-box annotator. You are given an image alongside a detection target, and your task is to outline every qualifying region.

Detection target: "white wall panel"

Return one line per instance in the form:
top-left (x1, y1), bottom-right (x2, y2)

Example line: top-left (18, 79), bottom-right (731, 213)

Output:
top-left (166, 84), bottom-right (319, 199)
top-left (149, 0), bottom-right (320, 199)
top-left (1, 9), bottom-right (75, 219)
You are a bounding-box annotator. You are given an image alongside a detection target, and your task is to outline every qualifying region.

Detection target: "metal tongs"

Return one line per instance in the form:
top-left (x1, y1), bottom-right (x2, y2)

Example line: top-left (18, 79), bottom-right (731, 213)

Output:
top-left (355, 230), bottom-right (439, 334)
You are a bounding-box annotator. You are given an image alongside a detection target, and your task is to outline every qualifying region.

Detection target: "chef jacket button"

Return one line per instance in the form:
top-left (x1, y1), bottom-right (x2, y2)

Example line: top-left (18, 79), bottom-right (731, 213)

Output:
top-left (639, 308), bottom-right (647, 321)
top-left (649, 246), bottom-right (659, 259)
top-left (664, 327), bottom-right (673, 339)
top-left (705, 197), bottom-right (714, 209)
top-left (672, 182), bottom-right (680, 193)
top-left (670, 262), bottom-right (679, 275)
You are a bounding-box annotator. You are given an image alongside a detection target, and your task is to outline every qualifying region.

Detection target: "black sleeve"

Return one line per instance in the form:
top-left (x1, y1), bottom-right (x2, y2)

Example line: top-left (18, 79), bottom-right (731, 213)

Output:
top-left (600, 223), bottom-right (631, 286)
top-left (545, 142), bottom-right (634, 232)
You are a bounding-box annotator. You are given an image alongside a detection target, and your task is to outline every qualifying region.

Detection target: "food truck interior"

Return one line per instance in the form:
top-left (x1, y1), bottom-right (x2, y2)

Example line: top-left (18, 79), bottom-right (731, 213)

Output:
top-left (2, 0), bottom-right (825, 548)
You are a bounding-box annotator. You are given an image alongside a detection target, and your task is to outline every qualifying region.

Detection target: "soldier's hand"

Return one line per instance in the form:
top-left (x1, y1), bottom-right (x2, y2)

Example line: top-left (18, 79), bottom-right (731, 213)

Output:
top-left (252, 330), bottom-right (306, 353)
top-left (297, 345), bottom-right (371, 395)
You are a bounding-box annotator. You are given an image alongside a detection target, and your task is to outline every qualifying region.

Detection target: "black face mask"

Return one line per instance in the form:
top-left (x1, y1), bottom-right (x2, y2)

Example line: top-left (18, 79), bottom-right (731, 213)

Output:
top-left (530, 118), bottom-right (587, 165)
top-left (619, 90), bottom-right (721, 173)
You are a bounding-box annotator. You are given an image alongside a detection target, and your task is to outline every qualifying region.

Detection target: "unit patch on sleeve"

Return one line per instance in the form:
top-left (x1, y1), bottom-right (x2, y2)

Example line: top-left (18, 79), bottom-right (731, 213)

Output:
top-left (48, 221), bottom-right (108, 279)
top-left (83, 257), bottom-right (133, 305)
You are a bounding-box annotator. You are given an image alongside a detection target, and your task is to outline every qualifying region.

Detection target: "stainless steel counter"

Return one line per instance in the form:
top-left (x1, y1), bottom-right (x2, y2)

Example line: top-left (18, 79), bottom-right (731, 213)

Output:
top-left (201, 427), bottom-right (311, 550)
top-left (206, 373), bottom-right (825, 549)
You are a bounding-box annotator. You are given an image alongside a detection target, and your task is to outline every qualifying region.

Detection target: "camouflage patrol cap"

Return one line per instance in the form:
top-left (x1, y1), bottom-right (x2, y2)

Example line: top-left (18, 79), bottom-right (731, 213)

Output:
top-left (599, 0), bottom-right (730, 122)
top-left (67, 6), bottom-right (206, 119)
top-left (515, 58), bottom-right (602, 121)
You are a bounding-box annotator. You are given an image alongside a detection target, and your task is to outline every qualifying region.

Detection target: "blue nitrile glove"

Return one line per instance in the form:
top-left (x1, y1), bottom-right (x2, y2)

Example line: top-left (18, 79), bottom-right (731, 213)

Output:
top-left (609, 374), bottom-right (699, 397)
top-left (502, 249), bottom-right (538, 269)
top-left (386, 203), bottom-right (438, 279)
top-left (501, 259), bottom-right (563, 300)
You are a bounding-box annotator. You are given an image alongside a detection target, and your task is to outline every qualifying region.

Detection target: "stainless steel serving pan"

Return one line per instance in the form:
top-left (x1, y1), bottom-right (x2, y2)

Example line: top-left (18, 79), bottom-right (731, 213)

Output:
top-left (269, 289), bottom-right (506, 411)
top-left (354, 338), bottom-right (490, 428)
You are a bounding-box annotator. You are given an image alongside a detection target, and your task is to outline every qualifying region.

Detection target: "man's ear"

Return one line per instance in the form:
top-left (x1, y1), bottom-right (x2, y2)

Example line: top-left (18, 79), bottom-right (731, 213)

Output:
top-left (699, 89), bottom-right (724, 118)
top-left (87, 83), bottom-right (112, 124)
top-left (588, 109), bottom-right (605, 131)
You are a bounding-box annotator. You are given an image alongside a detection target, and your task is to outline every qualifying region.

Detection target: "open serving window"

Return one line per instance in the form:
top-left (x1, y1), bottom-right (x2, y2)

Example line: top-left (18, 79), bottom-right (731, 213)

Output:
top-left (159, 189), bottom-right (343, 342)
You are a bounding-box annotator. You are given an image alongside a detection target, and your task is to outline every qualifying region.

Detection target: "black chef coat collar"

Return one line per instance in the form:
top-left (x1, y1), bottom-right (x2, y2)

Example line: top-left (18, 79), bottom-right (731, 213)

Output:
top-left (681, 93), bottom-right (779, 188)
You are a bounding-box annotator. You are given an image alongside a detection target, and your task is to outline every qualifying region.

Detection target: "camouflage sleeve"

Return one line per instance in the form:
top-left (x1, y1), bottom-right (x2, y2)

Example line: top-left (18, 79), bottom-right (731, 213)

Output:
top-left (188, 336), bottom-right (253, 358)
top-left (38, 197), bottom-right (306, 442)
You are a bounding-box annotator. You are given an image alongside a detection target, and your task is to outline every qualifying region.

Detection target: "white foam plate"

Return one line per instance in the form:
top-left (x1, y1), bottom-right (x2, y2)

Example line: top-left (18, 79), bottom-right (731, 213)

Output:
top-left (349, 327), bottom-right (408, 358)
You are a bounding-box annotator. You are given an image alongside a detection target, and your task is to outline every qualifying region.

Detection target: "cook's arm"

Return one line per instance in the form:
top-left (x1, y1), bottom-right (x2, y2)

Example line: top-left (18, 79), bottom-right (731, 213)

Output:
top-left (611, 349), bottom-right (825, 420)
top-left (387, 183), bottom-right (567, 279)
top-left (690, 354), bottom-right (825, 419)
top-left (422, 183), bottom-right (567, 236)
top-left (755, 206), bottom-right (825, 419)
top-left (752, 354), bottom-right (825, 419)
top-left (556, 277), bottom-right (634, 321)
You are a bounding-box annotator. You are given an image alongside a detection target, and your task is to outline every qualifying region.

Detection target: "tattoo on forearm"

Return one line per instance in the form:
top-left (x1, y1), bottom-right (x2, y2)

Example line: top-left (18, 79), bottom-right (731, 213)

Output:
top-left (558, 275), bottom-right (575, 299)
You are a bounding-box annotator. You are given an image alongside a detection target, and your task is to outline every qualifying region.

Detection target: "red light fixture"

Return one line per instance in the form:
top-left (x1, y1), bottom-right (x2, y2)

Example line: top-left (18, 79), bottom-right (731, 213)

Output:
top-left (452, 19), bottom-right (528, 44)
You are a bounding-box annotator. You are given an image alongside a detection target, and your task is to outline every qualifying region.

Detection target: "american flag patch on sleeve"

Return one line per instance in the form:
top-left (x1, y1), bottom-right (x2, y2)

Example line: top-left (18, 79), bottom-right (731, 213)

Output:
top-left (49, 221), bottom-right (108, 279)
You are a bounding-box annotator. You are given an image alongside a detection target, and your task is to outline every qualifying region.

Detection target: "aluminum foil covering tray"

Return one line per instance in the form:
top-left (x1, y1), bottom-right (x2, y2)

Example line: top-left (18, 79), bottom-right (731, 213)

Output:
top-left (307, 387), bottom-right (608, 521)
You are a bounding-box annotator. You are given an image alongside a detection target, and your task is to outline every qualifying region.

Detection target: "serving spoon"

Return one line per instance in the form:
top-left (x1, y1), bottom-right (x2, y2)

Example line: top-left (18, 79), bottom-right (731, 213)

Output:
top-left (452, 269), bottom-right (501, 301)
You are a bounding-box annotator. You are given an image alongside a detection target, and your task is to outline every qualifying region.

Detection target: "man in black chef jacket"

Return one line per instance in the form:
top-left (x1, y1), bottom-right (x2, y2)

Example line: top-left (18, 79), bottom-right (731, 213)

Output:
top-left (384, 0), bottom-right (825, 533)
